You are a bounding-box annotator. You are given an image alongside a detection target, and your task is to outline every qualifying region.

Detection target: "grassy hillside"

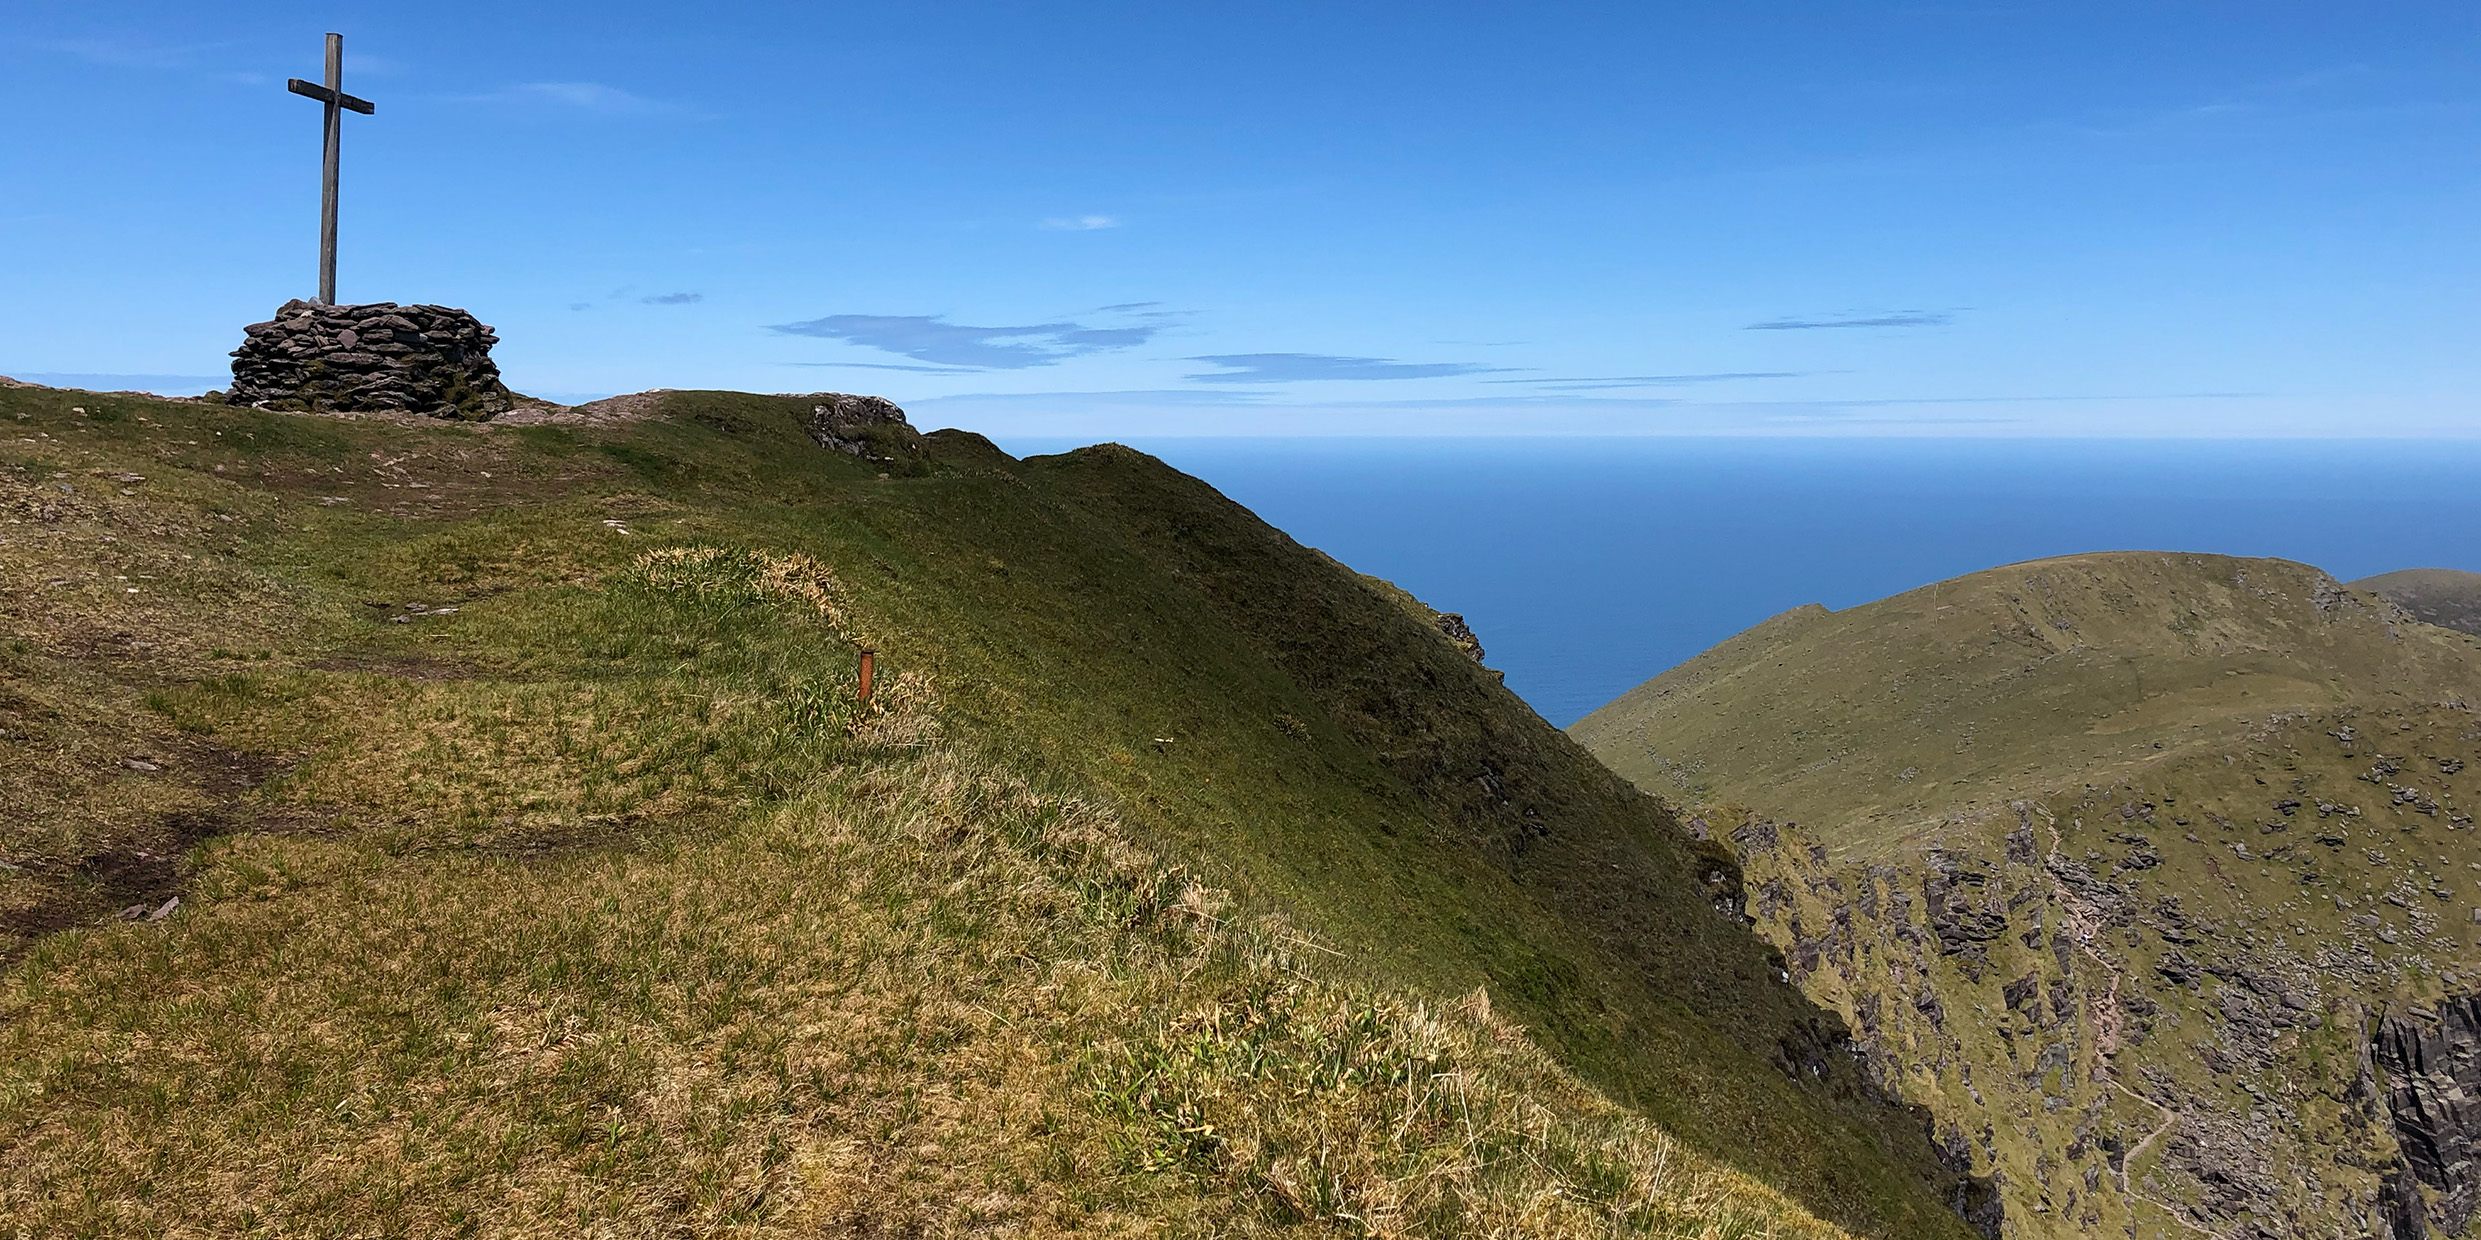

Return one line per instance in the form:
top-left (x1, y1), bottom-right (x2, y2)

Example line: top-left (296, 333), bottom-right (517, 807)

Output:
top-left (1575, 552), bottom-right (2481, 1239)
top-left (2354, 567), bottom-right (2481, 637)
top-left (0, 385), bottom-right (1976, 1237)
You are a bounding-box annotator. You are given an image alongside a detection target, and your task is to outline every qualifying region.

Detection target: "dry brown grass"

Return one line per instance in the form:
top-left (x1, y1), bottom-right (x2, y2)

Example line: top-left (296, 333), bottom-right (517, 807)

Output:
top-left (2, 389), bottom-right (1919, 1239)
top-left (3, 732), bottom-right (1847, 1238)
top-left (2, 543), bottom-right (1847, 1239)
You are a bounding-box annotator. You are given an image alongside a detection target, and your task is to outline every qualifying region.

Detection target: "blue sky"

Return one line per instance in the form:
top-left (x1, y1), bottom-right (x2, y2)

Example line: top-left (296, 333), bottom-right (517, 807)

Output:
top-left (3, 2), bottom-right (2476, 437)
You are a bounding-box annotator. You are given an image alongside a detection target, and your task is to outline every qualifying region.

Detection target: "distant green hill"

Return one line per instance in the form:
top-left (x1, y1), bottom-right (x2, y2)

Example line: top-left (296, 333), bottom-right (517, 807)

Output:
top-left (0, 385), bottom-right (1977, 1238)
top-left (2354, 567), bottom-right (2481, 637)
top-left (1575, 552), bottom-right (2481, 1239)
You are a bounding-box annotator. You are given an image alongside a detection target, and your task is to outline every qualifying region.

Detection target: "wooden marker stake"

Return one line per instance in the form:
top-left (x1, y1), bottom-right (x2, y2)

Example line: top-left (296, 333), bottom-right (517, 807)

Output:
top-left (857, 650), bottom-right (876, 704)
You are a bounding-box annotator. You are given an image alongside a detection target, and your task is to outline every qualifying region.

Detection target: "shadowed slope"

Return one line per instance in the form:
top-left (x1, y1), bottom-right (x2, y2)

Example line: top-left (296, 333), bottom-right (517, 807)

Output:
top-left (2354, 567), bottom-right (2481, 638)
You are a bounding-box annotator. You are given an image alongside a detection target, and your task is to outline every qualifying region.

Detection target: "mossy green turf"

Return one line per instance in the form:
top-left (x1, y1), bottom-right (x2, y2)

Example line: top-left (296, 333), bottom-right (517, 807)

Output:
top-left (0, 387), bottom-right (1972, 1237)
top-left (1574, 551), bottom-right (2481, 1238)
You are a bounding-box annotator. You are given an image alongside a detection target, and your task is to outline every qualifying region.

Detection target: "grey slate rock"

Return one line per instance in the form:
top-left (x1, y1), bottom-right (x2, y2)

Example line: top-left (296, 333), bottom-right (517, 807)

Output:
top-left (227, 300), bottom-right (512, 419)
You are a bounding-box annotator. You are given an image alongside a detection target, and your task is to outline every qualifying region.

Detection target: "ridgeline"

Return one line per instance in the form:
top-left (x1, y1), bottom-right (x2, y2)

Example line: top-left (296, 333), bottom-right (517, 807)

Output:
top-left (1576, 551), bottom-right (2481, 1239)
top-left (0, 385), bottom-right (1980, 1237)
top-left (2353, 568), bottom-right (2481, 638)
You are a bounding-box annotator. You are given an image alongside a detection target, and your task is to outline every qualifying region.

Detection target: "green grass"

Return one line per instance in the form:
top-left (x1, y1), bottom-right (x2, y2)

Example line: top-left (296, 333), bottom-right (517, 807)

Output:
top-left (0, 385), bottom-right (1975, 1238)
top-left (1574, 550), bottom-right (2481, 1239)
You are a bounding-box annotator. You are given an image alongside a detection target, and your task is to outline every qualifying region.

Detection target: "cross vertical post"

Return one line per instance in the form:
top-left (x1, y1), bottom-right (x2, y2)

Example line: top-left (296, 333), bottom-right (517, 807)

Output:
top-left (287, 33), bottom-right (375, 306)
top-left (318, 33), bottom-right (340, 305)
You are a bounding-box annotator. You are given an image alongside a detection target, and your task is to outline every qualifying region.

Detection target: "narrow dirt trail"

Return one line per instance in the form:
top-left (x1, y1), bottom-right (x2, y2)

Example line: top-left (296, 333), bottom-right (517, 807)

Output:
top-left (2043, 815), bottom-right (2219, 1239)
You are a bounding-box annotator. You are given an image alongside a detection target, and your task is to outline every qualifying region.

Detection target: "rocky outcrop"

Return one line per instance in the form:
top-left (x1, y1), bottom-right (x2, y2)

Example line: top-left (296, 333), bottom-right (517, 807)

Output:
top-left (1430, 610), bottom-right (1486, 663)
top-left (2375, 996), bottom-right (2481, 1235)
top-left (1925, 852), bottom-right (2009, 973)
top-left (228, 300), bottom-right (511, 419)
top-left (800, 393), bottom-right (921, 464)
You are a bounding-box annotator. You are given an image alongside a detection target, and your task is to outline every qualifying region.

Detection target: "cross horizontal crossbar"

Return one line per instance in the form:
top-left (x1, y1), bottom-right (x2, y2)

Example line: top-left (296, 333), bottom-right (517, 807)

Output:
top-left (287, 78), bottom-right (375, 114)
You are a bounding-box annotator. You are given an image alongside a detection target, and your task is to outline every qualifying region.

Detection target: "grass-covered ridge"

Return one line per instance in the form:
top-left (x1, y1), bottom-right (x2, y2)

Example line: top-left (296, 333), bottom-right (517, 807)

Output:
top-left (1576, 552), bottom-right (2481, 847)
top-left (1573, 551), bottom-right (2481, 1238)
top-left (2354, 566), bottom-right (2481, 637)
top-left (0, 386), bottom-right (1973, 1237)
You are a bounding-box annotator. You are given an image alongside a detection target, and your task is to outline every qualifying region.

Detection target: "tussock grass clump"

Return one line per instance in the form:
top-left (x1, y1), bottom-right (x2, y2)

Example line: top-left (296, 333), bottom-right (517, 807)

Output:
top-left (625, 546), bottom-right (856, 639)
top-left (620, 544), bottom-right (935, 750)
top-left (1090, 921), bottom-right (1838, 1238)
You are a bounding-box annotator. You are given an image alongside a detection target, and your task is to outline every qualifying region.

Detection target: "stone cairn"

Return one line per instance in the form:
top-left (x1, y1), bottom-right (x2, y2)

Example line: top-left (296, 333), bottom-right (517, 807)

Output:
top-left (228, 300), bottom-right (513, 419)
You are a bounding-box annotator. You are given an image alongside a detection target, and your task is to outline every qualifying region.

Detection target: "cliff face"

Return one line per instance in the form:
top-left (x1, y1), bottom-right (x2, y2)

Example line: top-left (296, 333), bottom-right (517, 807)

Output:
top-left (2376, 997), bottom-right (2481, 1236)
top-left (1576, 552), bottom-right (2481, 1239)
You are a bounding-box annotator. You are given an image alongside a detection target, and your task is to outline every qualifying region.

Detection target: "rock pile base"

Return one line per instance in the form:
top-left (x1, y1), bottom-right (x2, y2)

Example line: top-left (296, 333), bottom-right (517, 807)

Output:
top-left (228, 300), bottom-right (512, 419)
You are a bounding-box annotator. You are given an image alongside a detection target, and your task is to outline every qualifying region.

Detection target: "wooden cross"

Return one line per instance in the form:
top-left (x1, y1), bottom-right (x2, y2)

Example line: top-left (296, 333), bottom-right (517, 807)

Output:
top-left (286, 33), bottom-right (375, 306)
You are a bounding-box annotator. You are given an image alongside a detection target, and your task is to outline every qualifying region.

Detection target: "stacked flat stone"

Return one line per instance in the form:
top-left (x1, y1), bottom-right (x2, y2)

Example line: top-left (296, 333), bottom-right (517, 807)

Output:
top-left (228, 300), bottom-right (513, 419)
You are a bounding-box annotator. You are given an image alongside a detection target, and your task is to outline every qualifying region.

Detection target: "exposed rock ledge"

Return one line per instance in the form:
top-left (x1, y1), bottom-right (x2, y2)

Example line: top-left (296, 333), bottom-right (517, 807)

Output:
top-left (2376, 996), bottom-right (2481, 1237)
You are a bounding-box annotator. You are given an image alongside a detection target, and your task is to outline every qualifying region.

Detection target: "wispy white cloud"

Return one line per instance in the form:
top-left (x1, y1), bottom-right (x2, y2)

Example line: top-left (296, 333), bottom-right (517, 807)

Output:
top-left (641, 292), bottom-right (702, 305)
top-left (913, 388), bottom-right (1274, 408)
top-left (769, 312), bottom-right (1166, 369)
top-left (1746, 311), bottom-right (1955, 331)
top-left (1186, 353), bottom-right (1518, 383)
top-left (1041, 215), bottom-right (1121, 231)
top-left (784, 361), bottom-right (984, 374)
top-left (34, 36), bottom-right (226, 70)
top-left (898, 388), bottom-right (2296, 441)
top-left (1489, 372), bottom-right (1808, 391)
top-left (518, 81), bottom-right (669, 113)
top-left (456, 82), bottom-right (679, 116)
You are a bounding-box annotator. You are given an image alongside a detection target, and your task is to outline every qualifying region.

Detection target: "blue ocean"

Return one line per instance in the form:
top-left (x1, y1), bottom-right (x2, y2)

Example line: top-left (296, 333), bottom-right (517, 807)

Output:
top-left (995, 437), bottom-right (2481, 728)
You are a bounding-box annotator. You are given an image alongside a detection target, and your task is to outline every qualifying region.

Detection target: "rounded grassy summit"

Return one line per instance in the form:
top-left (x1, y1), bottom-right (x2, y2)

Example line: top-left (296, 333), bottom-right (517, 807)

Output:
top-left (0, 381), bottom-right (1986, 1238)
top-left (1574, 551), bottom-right (2481, 1238)
top-left (1575, 551), bottom-right (2481, 839)
top-left (2352, 567), bottom-right (2481, 638)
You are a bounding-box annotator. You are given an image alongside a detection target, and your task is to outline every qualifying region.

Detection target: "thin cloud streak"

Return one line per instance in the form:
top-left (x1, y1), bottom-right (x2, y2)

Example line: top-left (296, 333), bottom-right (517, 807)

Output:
top-left (1185, 352), bottom-right (1516, 383)
top-left (1489, 371), bottom-right (1807, 390)
top-left (918, 388), bottom-right (1274, 408)
top-left (1732, 391), bottom-right (2262, 408)
top-left (34, 37), bottom-right (230, 69)
top-left (641, 292), bottom-right (703, 305)
top-left (913, 388), bottom-right (2264, 414)
top-left (768, 313), bottom-right (1166, 369)
top-left (1745, 311), bottom-right (1954, 330)
top-left (783, 361), bottom-right (986, 374)
top-left (449, 82), bottom-right (681, 115)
